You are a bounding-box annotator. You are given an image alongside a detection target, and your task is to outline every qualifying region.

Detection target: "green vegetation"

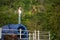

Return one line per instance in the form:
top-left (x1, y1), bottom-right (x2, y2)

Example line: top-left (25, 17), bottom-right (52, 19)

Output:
top-left (0, 0), bottom-right (60, 40)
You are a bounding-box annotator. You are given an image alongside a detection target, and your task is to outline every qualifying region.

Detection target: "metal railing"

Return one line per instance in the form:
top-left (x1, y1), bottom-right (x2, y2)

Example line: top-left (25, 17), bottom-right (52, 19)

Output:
top-left (0, 28), bottom-right (50, 40)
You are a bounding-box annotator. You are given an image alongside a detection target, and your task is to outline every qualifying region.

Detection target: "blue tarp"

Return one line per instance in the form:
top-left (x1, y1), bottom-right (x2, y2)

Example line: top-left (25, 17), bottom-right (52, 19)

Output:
top-left (1, 24), bottom-right (28, 40)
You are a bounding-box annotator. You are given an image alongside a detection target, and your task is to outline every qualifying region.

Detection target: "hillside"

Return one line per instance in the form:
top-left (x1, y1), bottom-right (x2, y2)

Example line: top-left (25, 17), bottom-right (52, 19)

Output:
top-left (0, 0), bottom-right (60, 40)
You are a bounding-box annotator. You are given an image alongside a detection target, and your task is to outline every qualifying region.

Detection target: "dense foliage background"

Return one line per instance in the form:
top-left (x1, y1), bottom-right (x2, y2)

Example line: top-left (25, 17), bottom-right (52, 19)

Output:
top-left (0, 0), bottom-right (60, 40)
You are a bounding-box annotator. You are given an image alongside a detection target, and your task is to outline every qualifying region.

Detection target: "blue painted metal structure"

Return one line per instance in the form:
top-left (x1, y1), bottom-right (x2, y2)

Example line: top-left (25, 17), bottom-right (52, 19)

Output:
top-left (1, 24), bottom-right (28, 40)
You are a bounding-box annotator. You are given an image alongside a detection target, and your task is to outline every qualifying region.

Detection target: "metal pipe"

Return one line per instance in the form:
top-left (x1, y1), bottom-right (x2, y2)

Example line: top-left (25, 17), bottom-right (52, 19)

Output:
top-left (34, 30), bottom-right (36, 40)
top-left (0, 28), bottom-right (2, 39)
top-left (38, 30), bottom-right (40, 40)
top-left (18, 7), bottom-right (22, 24)
top-left (49, 31), bottom-right (50, 40)
top-left (20, 29), bottom-right (21, 39)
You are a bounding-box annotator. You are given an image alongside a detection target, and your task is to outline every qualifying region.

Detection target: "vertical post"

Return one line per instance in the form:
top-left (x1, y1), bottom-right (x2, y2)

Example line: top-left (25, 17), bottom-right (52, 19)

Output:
top-left (18, 7), bottom-right (22, 24)
top-left (20, 29), bottom-right (21, 39)
top-left (29, 33), bottom-right (31, 40)
top-left (34, 30), bottom-right (36, 40)
top-left (49, 31), bottom-right (50, 40)
top-left (0, 28), bottom-right (2, 39)
top-left (18, 14), bottom-right (21, 24)
top-left (38, 30), bottom-right (40, 40)
top-left (33, 33), bottom-right (34, 40)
